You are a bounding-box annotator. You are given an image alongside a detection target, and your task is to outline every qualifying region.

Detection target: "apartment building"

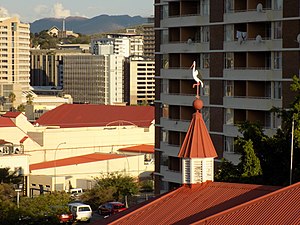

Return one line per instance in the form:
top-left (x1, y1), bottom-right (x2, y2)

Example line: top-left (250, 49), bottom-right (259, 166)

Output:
top-left (154, 0), bottom-right (300, 193)
top-left (0, 17), bottom-right (30, 92)
top-left (124, 59), bottom-right (155, 105)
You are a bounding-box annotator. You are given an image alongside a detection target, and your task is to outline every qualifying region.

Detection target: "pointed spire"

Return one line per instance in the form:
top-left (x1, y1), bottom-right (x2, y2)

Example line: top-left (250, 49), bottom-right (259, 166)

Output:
top-left (178, 99), bottom-right (217, 159)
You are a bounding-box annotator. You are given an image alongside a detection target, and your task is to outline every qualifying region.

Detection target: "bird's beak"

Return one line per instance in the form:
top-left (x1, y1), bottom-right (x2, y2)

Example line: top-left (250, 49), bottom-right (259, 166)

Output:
top-left (190, 64), bottom-right (194, 69)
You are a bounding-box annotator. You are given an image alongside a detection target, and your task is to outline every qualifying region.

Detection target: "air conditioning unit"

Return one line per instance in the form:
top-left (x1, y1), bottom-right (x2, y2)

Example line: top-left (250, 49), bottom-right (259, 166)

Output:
top-left (256, 3), bottom-right (263, 12)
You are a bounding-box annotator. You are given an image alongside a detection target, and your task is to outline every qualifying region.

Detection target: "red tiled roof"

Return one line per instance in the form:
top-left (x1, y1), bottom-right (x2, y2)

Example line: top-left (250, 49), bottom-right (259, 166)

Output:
top-left (30, 153), bottom-right (125, 171)
top-left (195, 182), bottom-right (300, 224)
top-left (2, 111), bottom-right (22, 118)
top-left (178, 111), bottom-right (217, 158)
top-left (118, 144), bottom-right (154, 153)
top-left (102, 182), bottom-right (280, 225)
top-left (35, 104), bottom-right (154, 128)
top-left (0, 117), bottom-right (16, 127)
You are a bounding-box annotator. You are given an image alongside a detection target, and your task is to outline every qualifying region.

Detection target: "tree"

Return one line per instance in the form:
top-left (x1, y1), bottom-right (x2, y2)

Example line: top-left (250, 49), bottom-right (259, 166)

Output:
top-left (0, 167), bottom-right (22, 185)
top-left (26, 93), bottom-right (34, 105)
top-left (17, 104), bottom-right (26, 112)
top-left (8, 92), bottom-right (16, 111)
top-left (0, 184), bottom-right (18, 224)
top-left (81, 173), bottom-right (139, 209)
top-left (235, 139), bottom-right (262, 183)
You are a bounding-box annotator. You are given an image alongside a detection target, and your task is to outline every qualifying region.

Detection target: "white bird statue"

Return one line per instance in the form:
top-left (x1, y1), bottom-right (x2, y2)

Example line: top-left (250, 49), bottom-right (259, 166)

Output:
top-left (190, 61), bottom-right (203, 98)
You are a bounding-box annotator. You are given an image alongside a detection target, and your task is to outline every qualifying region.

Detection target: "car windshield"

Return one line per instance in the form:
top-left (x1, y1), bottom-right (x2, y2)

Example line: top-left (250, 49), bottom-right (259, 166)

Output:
top-left (79, 207), bottom-right (90, 212)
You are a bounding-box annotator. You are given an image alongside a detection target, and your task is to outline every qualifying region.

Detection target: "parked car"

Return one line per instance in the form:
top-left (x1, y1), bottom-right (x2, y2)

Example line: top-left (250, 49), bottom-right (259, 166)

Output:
top-left (98, 202), bottom-right (127, 216)
top-left (68, 202), bottom-right (92, 223)
top-left (51, 205), bottom-right (73, 224)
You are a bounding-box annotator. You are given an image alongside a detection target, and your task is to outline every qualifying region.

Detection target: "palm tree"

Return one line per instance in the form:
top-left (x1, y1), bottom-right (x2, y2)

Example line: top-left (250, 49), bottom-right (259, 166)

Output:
top-left (8, 92), bottom-right (16, 111)
top-left (26, 93), bottom-right (34, 105)
top-left (0, 168), bottom-right (22, 185)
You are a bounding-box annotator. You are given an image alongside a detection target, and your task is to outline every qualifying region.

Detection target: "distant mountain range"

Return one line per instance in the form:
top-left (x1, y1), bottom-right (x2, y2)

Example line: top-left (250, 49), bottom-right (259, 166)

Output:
top-left (30, 15), bottom-right (148, 35)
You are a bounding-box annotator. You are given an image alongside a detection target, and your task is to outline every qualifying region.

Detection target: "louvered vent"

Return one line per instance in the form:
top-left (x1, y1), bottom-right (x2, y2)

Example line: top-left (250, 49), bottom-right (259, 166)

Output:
top-left (183, 159), bottom-right (191, 183)
top-left (206, 160), bottom-right (213, 181)
top-left (193, 160), bottom-right (203, 183)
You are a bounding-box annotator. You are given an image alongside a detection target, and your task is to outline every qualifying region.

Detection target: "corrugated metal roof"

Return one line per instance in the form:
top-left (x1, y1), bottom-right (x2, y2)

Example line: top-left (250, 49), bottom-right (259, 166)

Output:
top-left (194, 182), bottom-right (300, 225)
top-left (102, 182), bottom-right (280, 225)
top-left (30, 153), bottom-right (125, 171)
top-left (178, 111), bottom-right (217, 158)
top-left (34, 104), bottom-right (154, 128)
top-left (0, 117), bottom-right (15, 127)
top-left (118, 144), bottom-right (154, 153)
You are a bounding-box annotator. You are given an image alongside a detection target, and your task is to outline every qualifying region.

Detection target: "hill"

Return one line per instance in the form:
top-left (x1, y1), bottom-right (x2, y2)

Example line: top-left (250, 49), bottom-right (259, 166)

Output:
top-left (30, 15), bottom-right (148, 35)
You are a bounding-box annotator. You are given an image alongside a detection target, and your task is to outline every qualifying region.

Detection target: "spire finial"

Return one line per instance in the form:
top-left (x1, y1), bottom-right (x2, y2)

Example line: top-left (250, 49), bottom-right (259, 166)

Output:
top-left (190, 61), bottom-right (204, 98)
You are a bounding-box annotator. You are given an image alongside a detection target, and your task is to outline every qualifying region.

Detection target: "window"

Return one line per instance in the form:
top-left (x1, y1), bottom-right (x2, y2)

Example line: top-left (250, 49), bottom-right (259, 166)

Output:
top-left (274, 22), bottom-right (282, 39)
top-left (225, 52), bottom-right (234, 69)
top-left (201, 26), bottom-right (210, 42)
top-left (225, 0), bottom-right (234, 13)
top-left (201, 80), bottom-right (209, 96)
top-left (274, 0), bottom-right (283, 10)
top-left (202, 53), bottom-right (210, 68)
top-left (224, 25), bottom-right (234, 41)
top-left (225, 81), bottom-right (234, 96)
top-left (200, 0), bottom-right (209, 15)
top-left (273, 52), bottom-right (282, 69)
top-left (225, 108), bottom-right (234, 125)
top-left (224, 137), bottom-right (235, 153)
top-left (273, 81), bottom-right (282, 99)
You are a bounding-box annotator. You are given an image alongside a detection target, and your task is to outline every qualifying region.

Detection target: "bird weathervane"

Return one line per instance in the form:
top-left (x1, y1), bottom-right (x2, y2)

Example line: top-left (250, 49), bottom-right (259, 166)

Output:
top-left (190, 61), bottom-right (203, 99)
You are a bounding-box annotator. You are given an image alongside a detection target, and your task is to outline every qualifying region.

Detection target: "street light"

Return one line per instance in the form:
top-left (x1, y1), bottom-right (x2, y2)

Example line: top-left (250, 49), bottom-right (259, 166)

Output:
top-left (54, 142), bottom-right (66, 191)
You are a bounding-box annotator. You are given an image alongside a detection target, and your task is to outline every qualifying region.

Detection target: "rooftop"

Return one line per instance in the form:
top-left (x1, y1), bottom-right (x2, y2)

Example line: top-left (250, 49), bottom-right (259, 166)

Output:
top-left (35, 104), bottom-right (154, 128)
top-left (118, 144), bottom-right (154, 154)
top-left (30, 153), bottom-right (125, 171)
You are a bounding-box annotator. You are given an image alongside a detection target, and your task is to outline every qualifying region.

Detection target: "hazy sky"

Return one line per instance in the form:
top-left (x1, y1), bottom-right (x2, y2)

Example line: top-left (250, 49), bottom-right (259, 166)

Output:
top-left (0, 0), bottom-right (154, 23)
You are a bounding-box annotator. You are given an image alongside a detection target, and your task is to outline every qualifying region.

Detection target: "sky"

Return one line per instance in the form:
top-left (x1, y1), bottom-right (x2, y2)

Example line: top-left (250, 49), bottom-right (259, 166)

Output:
top-left (0, 0), bottom-right (154, 23)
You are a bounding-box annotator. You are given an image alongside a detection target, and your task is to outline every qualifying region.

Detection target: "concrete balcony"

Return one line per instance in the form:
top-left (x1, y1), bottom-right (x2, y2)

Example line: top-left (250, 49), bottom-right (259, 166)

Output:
top-left (160, 68), bottom-right (209, 80)
top-left (160, 165), bottom-right (182, 183)
top-left (161, 42), bottom-right (209, 54)
top-left (224, 39), bottom-right (282, 52)
top-left (224, 9), bottom-right (282, 24)
top-left (160, 141), bottom-right (180, 157)
top-left (223, 124), bottom-right (240, 137)
top-left (161, 93), bottom-right (209, 107)
top-left (160, 117), bottom-right (190, 132)
top-left (223, 68), bottom-right (282, 81)
top-left (223, 96), bottom-right (282, 110)
top-left (161, 15), bottom-right (209, 28)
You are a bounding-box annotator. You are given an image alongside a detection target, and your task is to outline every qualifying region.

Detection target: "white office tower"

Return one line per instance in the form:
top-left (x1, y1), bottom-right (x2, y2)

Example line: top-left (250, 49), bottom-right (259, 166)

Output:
top-left (0, 17), bottom-right (30, 91)
top-left (107, 55), bottom-right (124, 105)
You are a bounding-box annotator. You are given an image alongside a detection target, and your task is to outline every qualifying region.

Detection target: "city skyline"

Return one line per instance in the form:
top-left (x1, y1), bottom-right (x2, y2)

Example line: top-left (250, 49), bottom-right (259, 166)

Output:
top-left (0, 0), bottom-right (154, 23)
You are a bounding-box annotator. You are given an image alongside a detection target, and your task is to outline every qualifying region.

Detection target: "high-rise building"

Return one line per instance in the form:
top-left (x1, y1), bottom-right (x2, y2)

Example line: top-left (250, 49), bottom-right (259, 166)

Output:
top-left (154, 1), bottom-right (300, 193)
top-left (0, 17), bottom-right (30, 91)
top-left (30, 48), bottom-right (89, 87)
top-left (63, 54), bottom-right (124, 105)
top-left (142, 18), bottom-right (155, 60)
top-left (124, 59), bottom-right (155, 105)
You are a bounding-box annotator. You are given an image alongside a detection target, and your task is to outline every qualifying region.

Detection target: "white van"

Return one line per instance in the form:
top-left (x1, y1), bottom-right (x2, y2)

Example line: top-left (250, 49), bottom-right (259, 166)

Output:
top-left (68, 202), bottom-right (92, 222)
top-left (69, 188), bottom-right (83, 197)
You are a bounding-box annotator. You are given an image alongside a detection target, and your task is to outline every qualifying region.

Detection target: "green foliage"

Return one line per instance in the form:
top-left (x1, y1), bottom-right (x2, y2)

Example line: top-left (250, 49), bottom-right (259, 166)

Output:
top-left (215, 158), bottom-right (239, 182)
top-left (26, 93), bottom-right (34, 105)
top-left (0, 168), bottom-right (22, 185)
top-left (139, 179), bottom-right (154, 192)
top-left (19, 192), bottom-right (72, 223)
top-left (31, 30), bottom-right (90, 49)
top-left (236, 139), bottom-right (262, 182)
top-left (17, 104), bottom-right (26, 112)
top-left (81, 172), bottom-right (138, 210)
